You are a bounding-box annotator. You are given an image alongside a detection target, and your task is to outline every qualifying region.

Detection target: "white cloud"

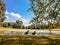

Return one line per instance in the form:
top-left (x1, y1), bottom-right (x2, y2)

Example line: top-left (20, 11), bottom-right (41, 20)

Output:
top-left (22, 19), bottom-right (29, 23)
top-left (5, 11), bottom-right (21, 18)
top-left (21, 18), bottom-right (31, 26)
top-left (5, 10), bottom-right (9, 14)
top-left (10, 12), bottom-right (21, 18)
top-left (24, 23), bottom-right (31, 27)
top-left (5, 16), bottom-right (9, 19)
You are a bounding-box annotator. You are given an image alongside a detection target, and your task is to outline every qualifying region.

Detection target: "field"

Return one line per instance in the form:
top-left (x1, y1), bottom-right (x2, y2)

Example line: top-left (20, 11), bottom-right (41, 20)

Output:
top-left (0, 27), bottom-right (60, 45)
top-left (0, 35), bottom-right (60, 45)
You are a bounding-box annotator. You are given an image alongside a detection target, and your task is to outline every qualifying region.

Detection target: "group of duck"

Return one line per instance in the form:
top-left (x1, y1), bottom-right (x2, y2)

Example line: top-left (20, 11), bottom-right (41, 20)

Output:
top-left (25, 30), bottom-right (36, 35)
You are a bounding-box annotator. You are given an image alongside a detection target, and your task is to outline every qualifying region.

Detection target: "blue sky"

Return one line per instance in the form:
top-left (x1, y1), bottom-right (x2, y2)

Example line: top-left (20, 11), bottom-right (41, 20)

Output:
top-left (3, 0), bottom-right (34, 26)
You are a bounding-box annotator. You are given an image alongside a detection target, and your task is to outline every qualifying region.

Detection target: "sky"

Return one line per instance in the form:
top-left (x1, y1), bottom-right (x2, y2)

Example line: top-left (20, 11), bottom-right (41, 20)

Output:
top-left (3, 0), bottom-right (34, 26)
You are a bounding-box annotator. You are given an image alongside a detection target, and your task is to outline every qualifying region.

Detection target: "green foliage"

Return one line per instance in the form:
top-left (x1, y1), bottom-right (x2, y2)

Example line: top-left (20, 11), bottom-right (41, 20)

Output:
top-left (12, 23), bottom-right (18, 28)
top-left (0, 20), bottom-right (25, 29)
top-left (2, 22), bottom-right (15, 28)
top-left (3, 22), bottom-right (8, 27)
top-left (29, 0), bottom-right (60, 29)
top-left (8, 22), bottom-right (15, 28)
top-left (16, 20), bottom-right (23, 29)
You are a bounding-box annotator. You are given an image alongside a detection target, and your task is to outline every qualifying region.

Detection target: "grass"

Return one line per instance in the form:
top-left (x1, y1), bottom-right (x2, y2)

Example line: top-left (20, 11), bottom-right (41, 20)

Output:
top-left (0, 27), bottom-right (60, 33)
top-left (0, 27), bottom-right (60, 45)
top-left (0, 35), bottom-right (60, 45)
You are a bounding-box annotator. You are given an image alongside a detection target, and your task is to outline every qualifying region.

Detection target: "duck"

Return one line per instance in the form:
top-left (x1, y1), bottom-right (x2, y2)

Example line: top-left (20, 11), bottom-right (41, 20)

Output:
top-left (32, 31), bottom-right (36, 35)
top-left (25, 30), bottom-right (29, 34)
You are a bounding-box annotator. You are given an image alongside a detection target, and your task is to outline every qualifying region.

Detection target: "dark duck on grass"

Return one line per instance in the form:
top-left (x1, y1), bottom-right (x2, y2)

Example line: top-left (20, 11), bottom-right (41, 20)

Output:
top-left (25, 30), bottom-right (29, 35)
top-left (32, 31), bottom-right (36, 35)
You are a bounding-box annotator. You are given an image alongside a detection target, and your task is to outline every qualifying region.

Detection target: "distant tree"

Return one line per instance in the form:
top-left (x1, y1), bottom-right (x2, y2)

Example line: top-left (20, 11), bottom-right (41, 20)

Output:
top-left (30, 18), bottom-right (37, 29)
top-left (12, 23), bottom-right (18, 28)
top-left (8, 22), bottom-right (15, 28)
top-left (3, 22), bottom-right (8, 27)
top-left (16, 20), bottom-right (23, 29)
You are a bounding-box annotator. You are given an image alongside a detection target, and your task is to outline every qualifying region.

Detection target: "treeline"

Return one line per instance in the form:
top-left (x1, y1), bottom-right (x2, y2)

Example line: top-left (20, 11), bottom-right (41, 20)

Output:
top-left (0, 21), bottom-right (60, 29)
top-left (27, 22), bottom-right (60, 29)
top-left (0, 20), bottom-right (25, 29)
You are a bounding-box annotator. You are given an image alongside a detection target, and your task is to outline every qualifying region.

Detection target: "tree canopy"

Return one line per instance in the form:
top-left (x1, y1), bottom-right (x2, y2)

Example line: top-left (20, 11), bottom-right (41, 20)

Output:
top-left (29, 0), bottom-right (60, 29)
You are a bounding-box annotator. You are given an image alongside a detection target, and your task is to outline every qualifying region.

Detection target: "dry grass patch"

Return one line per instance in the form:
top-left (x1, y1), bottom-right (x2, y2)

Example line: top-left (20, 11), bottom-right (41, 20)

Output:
top-left (0, 35), bottom-right (60, 45)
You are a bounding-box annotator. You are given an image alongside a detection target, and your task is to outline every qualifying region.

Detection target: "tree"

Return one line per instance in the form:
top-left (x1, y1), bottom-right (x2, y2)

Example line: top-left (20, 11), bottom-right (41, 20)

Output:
top-left (29, 0), bottom-right (47, 29)
top-left (30, 18), bottom-right (37, 29)
top-left (29, 0), bottom-right (60, 31)
top-left (0, 0), bottom-right (6, 22)
top-left (3, 22), bottom-right (8, 27)
top-left (30, 16), bottom-right (41, 29)
top-left (46, 0), bottom-right (60, 28)
top-left (16, 20), bottom-right (23, 29)
top-left (8, 22), bottom-right (15, 28)
top-left (12, 23), bottom-right (18, 28)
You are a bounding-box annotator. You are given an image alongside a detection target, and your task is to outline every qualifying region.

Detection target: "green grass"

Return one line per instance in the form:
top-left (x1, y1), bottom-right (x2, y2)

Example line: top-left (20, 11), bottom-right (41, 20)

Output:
top-left (0, 35), bottom-right (60, 45)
